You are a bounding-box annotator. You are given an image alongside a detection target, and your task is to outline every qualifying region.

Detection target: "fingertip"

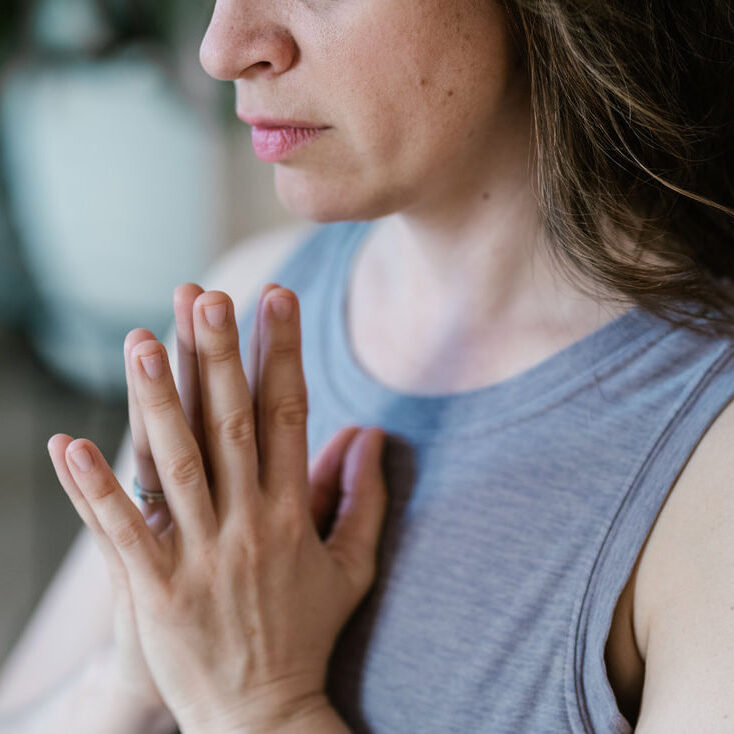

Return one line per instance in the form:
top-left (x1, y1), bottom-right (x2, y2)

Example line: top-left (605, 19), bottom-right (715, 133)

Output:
top-left (193, 289), bottom-right (230, 307)
top-left (261, 282), bottom-right (281, 295)
top-left (65, 436), bottom-right (91, 456)
top-left (131, 338), bottom-right (164, 361)
top-left (65, 438), bottom-right (97, 474)
top-left (368, 425), bottom-right (387, 442)
top-left (258, 282), bottom-right (281, 308)
top-left (341, 424), bottom-right (363, 441)
top-left (125, 328), bottom-right (157, 357)
top-left (174, 282), bottom-right (205, 306)
top-left (47, 433), bottom-right (73, 454)
top-left (362, 427), bottom-right (388, 484)
top-left (360, 426), bottom-right (387, 453)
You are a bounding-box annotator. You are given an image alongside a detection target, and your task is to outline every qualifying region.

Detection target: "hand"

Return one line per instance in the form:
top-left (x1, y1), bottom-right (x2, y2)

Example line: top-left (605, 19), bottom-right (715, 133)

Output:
top-left (46, 283), bottom-right (215, 716)
top-left (50, 286), bottom-right (388, 733)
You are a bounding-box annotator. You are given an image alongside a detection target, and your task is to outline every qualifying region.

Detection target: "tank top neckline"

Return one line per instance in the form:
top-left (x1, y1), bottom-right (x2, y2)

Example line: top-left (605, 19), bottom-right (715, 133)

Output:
top-left (318, 221), bottom-right (674, 437)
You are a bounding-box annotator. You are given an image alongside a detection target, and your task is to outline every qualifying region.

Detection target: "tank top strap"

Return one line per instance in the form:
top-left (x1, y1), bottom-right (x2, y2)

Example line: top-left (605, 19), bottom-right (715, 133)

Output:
top-left (572, 338), bottom-right (734, 732)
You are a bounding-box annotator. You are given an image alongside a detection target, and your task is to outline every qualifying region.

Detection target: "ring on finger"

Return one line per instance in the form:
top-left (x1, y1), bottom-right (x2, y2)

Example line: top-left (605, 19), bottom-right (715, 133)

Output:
top-left (133, 477), bottom-right (167, 504)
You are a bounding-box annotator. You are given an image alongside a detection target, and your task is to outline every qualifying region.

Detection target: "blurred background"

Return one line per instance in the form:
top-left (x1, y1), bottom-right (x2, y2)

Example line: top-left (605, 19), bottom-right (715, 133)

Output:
top-left (0, 0), bottom-right (298, 663)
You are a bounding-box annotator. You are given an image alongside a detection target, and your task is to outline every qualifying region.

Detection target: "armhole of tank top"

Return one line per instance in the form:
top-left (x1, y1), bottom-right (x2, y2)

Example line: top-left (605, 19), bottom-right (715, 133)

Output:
top-left (564, 342), bottom-right (734, 734)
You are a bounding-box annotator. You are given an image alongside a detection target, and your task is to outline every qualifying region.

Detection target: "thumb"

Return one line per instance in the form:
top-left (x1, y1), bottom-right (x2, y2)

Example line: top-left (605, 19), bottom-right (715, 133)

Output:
top-left (326, 427), bottom-right (388, 594)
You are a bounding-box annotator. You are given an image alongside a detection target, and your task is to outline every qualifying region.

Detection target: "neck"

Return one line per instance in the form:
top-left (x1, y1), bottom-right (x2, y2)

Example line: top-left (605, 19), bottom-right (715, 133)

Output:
top-left (345, 79), bottom-right (633, 394)
top-left (362, 73), bottom-right (628, 332)
top-left (359, 187), bottom-right (627, 342)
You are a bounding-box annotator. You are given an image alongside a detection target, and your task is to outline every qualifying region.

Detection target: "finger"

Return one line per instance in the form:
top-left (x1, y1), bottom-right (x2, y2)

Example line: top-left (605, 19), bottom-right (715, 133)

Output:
top-left (125, 328), bottom-right (161, 495)
top-left (124, 284), bottom-right (205, 493)
top-left (48, 434), bottom-right (122, 569)
top-left (174, 283), bottom-right (206, 454)
top-left (258, 288), bottom-right (310, 504)
top-left (63, 438), bottom-right (164, 584)
top-left (193, 291), bottom-right (259, 522)
top-left (245, 283), bottom-right (280, 469)
top-left (308, 425), bottom-right (362, 538)
top-left (326, 428), bottom-right (388, 594)
top-left (124, 330), bottom-right (172, 531)
top-left (131, 339), bottom-right (217, 543)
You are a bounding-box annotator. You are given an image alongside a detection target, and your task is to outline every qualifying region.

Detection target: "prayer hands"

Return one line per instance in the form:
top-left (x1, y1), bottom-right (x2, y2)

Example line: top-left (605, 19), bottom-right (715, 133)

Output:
top-left (48, 284), bottom-right (388, 732)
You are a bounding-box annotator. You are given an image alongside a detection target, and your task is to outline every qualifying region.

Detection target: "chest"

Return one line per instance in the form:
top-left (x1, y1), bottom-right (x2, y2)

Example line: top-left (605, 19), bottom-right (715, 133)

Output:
top-left (318, 427), bottom-right (643, 732)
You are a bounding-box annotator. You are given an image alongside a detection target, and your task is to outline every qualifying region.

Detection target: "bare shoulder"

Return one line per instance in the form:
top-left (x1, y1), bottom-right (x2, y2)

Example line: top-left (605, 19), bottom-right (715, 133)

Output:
top-left (201, 222), bottom-right (316, 314)
top-left (632, 393), bottom-right (734, 729)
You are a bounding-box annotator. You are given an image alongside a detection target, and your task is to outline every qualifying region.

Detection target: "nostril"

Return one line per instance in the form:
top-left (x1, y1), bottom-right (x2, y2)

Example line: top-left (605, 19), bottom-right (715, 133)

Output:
top-left (241, 60), bottom-right (275, 80)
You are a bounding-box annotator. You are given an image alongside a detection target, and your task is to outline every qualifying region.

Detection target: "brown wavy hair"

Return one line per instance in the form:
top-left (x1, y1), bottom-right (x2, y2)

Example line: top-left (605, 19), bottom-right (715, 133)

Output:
top-left (502, 1), bottom-right (734, 336)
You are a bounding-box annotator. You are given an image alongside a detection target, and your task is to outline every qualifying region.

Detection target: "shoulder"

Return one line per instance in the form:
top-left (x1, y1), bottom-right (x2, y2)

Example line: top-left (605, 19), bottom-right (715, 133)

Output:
top-left (632, 384), bottom-right (734, 729)
top-left (200, 222), bottom-right (318, 314)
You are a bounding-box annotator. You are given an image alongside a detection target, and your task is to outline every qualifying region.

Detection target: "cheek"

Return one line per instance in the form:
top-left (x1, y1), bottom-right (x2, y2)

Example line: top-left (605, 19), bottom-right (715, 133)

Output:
top-left (335, 1), bottom-right (511, 175)
top-left (273, 0), bottom-right (515, 219)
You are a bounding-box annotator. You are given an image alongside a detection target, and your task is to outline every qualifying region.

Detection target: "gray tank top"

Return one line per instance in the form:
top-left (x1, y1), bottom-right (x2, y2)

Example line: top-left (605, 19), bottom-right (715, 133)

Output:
top-left (236, 221), bottom-right (734, 733)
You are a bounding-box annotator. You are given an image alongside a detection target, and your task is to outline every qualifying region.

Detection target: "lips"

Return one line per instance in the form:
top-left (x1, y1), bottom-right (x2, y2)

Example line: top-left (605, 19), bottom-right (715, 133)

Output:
top-left (249, 126), bottom-right (326, 162)
top-left (238, 113), bottom-right (330, 162)
top-left (238, 114), bottom-right (327, 130)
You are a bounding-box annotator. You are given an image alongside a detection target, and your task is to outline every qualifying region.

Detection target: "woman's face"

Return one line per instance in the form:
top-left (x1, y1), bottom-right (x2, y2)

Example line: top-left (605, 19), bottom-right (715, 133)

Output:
top-left (200, 0), bottom-right (527, 222)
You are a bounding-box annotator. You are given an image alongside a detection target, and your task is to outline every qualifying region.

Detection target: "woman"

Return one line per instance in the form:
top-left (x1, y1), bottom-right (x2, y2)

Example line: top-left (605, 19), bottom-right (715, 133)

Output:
top-left (1, 0), bottom-right (733, 731)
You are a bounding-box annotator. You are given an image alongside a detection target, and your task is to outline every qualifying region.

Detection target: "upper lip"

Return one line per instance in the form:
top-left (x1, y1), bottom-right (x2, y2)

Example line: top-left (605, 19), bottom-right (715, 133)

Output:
top-left (237, 113), bottom-right (328, 129)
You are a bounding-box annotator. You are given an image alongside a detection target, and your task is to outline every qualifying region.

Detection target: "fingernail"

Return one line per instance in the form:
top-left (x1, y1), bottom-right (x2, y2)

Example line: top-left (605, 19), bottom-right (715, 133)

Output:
top-left (140, 352), bottom-right (164, 380)
top-left (204, 302), bottom-right (227, 328)
top-left (70, 447), bottom-right (94, 472)
top-left (269, 295), bottom-right (292, 321)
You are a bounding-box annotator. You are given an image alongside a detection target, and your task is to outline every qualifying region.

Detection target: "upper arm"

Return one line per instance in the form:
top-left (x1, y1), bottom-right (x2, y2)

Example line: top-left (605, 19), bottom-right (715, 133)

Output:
top-left (633, 397), bottom-right (734, 731)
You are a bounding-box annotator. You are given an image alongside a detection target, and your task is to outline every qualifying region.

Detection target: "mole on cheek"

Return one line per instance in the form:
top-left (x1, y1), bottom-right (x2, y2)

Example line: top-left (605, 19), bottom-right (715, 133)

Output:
top-left (420, 77), bottom-right (428, 87)
top-left (446, 89), bottom-right (454, 97)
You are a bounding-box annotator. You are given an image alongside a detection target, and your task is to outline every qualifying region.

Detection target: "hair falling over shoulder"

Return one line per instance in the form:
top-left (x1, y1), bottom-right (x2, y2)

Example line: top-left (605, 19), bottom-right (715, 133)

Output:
top-left (501, 0), bottom-right (734, 336)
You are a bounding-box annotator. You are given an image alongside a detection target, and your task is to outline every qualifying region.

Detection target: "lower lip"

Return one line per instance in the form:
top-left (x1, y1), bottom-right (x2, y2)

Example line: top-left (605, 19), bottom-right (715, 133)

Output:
top-left (250, 126), bottom-right (326, 162)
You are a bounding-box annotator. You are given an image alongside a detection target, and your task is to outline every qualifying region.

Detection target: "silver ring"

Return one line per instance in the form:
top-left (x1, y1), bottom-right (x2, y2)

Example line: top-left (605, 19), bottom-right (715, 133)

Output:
top-left (133, 477), bottom-right (166, 504)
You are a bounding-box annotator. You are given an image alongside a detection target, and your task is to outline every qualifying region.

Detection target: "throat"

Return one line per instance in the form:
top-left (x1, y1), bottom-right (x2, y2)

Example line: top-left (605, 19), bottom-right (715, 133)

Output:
top-left (345, 287), bottom-right (629, 396)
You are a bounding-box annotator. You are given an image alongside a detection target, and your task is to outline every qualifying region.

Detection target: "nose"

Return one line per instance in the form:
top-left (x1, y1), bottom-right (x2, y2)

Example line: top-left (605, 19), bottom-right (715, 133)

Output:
top-left (199, 1), bottom-right (298, 81)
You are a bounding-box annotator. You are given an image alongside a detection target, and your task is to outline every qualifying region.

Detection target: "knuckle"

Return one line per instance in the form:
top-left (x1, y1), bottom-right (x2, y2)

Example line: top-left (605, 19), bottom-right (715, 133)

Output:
top-left (275, 491), bottom-right (303, 522)
top-left (202, 340), bottom-right (239, 366)
top-left (228, 520), bottom-right (267, 569)
top-left (87, 478), bottom-right (117, 502)
top-left (143, 390), bottom-right (176, 416)
top-left (112, 518), bottom-right (147, 550)
top-left (164, 452), bottom-right (202, 487)
top-left (269, 393), bottom-right (308, 429)
top-left (279, 506), bottom-right (306, 543)
top-left (215, 408), bottom-right (255, 446)
top-left (268, 339), bottom-right (301, 363)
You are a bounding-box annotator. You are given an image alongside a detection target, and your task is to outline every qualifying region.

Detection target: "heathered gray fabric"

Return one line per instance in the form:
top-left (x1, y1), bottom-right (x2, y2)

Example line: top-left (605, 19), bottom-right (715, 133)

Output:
top-left (236, 221), bottom-right (734, 733)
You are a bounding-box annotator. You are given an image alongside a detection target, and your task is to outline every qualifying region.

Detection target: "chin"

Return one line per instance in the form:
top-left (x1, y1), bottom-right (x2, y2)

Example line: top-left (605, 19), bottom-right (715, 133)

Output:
top-left (273, 165), bottom-right (400, 223)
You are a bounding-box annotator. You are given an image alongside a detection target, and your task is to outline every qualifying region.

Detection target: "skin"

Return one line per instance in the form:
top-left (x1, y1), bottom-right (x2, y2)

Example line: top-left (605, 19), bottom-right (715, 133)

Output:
top-left (49, 287), bottom-right (387, 732)
top-left (43, 0), bottom-right (653, 730)
top-left (201, 0), bottom-right (630, 397)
